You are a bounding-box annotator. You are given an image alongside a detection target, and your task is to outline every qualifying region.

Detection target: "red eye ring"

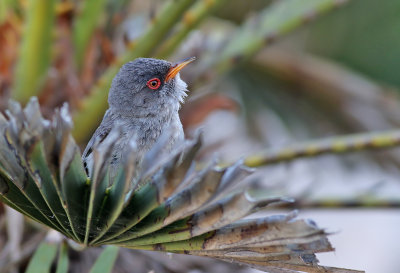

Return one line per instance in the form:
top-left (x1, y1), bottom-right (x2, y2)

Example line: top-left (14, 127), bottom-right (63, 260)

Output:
top-left (146, 78), bottom-right (161, 90)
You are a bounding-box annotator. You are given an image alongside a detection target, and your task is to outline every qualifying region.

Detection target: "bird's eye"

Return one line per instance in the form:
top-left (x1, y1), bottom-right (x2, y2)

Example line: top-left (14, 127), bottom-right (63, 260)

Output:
top-left (146, 78), bottom-right (161, 90)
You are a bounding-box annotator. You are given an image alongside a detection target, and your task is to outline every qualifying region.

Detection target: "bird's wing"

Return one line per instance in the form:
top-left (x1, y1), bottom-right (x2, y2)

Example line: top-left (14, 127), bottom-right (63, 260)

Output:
top-left (82, 110), bottom-right (113, 161)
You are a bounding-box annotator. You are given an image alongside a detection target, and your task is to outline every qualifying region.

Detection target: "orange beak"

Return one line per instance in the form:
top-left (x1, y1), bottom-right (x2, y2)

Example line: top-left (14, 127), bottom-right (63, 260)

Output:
top-left (165, 57), bottom-right (196, 82)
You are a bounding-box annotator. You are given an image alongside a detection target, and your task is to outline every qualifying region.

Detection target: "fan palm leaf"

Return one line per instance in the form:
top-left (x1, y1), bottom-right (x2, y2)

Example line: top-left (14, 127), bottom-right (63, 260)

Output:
top-left (0, 98), bottom-right (361, 273)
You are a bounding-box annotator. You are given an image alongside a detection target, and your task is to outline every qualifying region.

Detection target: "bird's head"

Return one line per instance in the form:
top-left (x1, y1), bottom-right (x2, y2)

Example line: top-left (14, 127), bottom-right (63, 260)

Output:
top-left (108, 57), bottom-right (195, 117)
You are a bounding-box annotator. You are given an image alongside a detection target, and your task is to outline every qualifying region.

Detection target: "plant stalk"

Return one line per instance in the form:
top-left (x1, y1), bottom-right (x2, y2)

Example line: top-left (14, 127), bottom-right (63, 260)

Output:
top-left (12, 0), bottom-right (56, 104)
top-left (211, 0), bottom-right (351, 74)
top-left (73, 0), bottom-right (108, 70)
top-left (156, 0), bottom-right (229, 59)
top-left (244, 129), bottom-right (400, 167)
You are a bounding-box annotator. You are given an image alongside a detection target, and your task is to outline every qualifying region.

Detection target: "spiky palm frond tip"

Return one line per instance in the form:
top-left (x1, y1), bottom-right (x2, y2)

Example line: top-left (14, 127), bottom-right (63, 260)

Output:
top-left (0, 98), bottom-right (361, 273)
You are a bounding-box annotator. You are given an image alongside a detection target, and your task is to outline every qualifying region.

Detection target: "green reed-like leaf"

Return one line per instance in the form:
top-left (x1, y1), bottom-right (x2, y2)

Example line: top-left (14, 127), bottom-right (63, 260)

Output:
top-left (156, 0), bottom-right (229, 59)
top-left (89, 246), bottom-right (119, 273)
top-left (72, 0), bottom-right (195, 142)
top-left (55, 243), bottom-right (69, 273)
top-left (0, 1), bottom-right (6, 22)
top-left (211, 0), bottom-right (351, 73)
top-left (0, 0), bottom-right (20, 23)
top-left (26, 241), bottom-right (58, 273)
top-left (73, 0), bottom-right (108, 69)
top-left (0, 0), bottom-right (13, 22)
top-left (12, 0), bottom-right (56, 104)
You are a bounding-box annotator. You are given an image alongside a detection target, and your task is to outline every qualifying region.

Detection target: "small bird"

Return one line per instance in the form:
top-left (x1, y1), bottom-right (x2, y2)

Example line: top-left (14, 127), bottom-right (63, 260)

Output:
top-left (82, 57), bottom-right (195, 176)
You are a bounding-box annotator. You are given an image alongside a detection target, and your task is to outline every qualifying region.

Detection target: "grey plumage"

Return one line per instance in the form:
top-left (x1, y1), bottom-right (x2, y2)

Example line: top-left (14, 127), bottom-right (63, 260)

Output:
top-left (83, 57), bottom-right (192, 176)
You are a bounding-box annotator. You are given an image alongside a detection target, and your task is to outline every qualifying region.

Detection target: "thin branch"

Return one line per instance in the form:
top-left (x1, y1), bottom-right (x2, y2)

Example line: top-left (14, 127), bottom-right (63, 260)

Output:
top-left (274, 198), bottom-right (400, 209)
top-left (243, 129), bottom-right (400, 167)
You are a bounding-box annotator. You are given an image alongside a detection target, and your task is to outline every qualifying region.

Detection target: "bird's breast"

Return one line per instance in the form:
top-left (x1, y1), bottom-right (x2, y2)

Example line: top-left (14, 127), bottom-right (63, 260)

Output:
top-left (117, 112), bottom-right (183, 158)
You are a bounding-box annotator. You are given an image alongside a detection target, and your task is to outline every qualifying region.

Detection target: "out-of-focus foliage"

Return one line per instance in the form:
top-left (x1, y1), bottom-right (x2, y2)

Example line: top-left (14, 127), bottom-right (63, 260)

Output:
top-left (0, 0), bottom-right (352, 142)
top-left (303, 0), bottom-right (400, 87)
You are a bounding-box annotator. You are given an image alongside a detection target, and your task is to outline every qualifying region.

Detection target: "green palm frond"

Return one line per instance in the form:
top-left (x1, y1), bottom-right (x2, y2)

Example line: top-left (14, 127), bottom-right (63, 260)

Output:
top-left (0, 98), bottom-right (361, 273)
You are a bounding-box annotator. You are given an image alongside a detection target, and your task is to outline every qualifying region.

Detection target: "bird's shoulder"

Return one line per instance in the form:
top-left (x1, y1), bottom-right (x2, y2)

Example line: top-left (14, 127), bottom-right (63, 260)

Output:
top-left (82, 110), bottom-right (115, 159)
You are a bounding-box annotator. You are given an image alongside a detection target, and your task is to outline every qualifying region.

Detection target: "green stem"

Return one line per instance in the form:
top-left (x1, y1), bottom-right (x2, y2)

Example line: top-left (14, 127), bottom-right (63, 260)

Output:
top-left (72, 0), bottom-right (195, 142)
top-left (73, 0), bottom-right (108, 70)
top-left (212, 0), bottom-right (351, 73)
top-left (26, 242), bottom-right (58, 273)
top-left (156, 0), bottom-right (229, 59)
top-left (0, 0), bottom-right (7, 23)
top-left (244, 129), bottom-right (400, 167)
top-left (0, 0), bottom-right (18, 23)
top-left (89, 246), bottom-right (119, 273)
top-left (55, 243), bottom-right (69, 273)
top-left (12, 0), bottom-right (56, 104)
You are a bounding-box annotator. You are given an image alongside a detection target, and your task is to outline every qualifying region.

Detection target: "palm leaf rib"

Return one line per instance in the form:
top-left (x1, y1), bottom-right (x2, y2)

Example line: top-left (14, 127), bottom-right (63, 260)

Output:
top-left (0, 98), bottom-right (362, 273)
